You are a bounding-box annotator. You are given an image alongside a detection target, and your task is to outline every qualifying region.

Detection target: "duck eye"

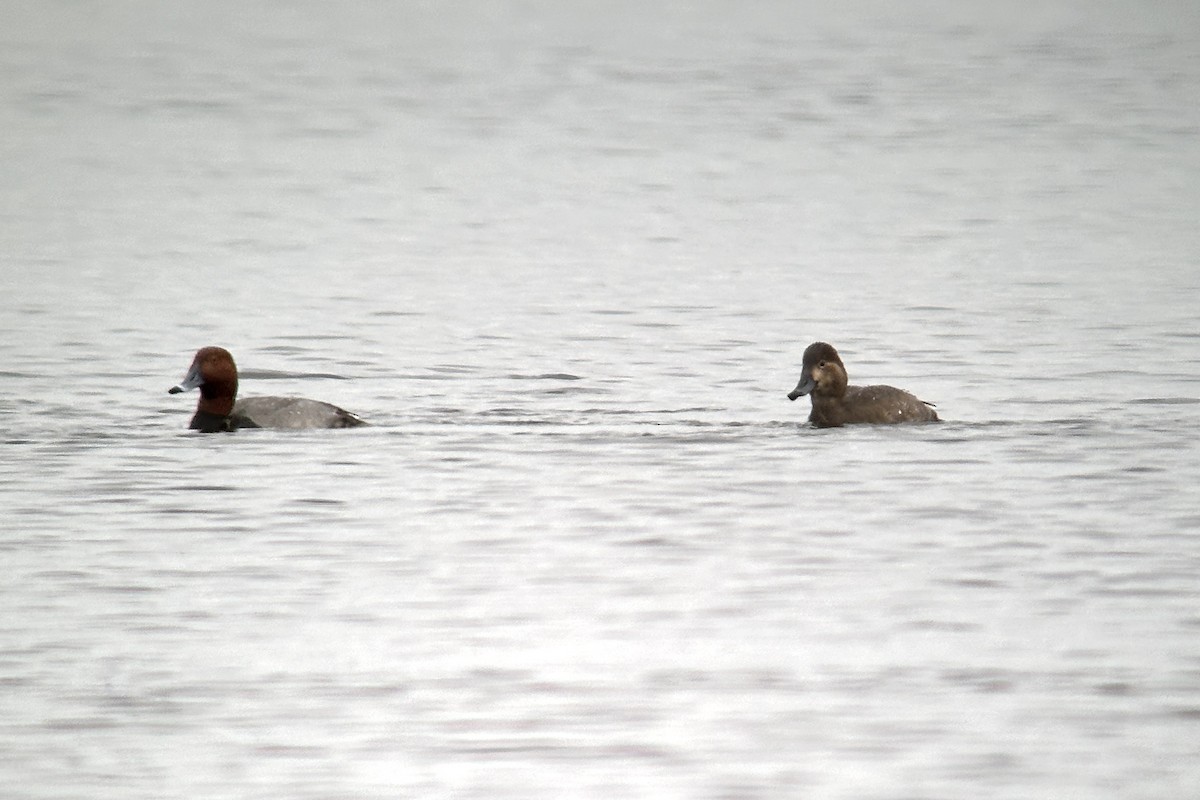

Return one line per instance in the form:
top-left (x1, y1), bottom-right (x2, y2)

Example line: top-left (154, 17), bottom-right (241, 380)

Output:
top-left (818, 360), bottom-right (826, 368)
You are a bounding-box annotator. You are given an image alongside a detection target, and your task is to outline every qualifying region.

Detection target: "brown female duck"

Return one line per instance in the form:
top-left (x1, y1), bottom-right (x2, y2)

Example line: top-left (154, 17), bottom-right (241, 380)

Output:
top-left (787, 342), bottom-right (938, 427)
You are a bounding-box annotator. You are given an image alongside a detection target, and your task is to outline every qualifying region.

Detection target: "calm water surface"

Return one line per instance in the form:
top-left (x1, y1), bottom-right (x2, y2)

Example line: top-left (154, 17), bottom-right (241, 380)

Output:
top-left (2, 2), bottom-right (1199, 798)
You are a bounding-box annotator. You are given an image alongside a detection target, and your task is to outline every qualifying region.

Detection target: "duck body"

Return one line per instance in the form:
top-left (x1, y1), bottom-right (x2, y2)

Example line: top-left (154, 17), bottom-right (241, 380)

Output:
top-left (169, 346), bottom-right (367, 432)
top-left (787, 341), bottom-right (938, 428)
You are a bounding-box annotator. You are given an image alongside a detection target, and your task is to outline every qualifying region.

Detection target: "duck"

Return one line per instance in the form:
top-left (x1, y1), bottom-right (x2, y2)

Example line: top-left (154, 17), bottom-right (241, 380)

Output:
top-left (168, 346), bottom-right (368, 432)
top-left (787, 341), bottom-right (938, 427)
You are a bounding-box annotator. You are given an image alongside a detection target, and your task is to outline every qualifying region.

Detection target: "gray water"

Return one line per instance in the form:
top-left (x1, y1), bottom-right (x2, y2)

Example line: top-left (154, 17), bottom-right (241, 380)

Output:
top-left (3, 2), bottom-right (1200, 798)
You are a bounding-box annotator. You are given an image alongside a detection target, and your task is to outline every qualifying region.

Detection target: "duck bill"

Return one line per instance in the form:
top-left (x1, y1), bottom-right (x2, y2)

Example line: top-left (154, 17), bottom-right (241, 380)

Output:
top-left (787, 374), bottom-right (816, 401)
top-left (168, 361), bottom-right (204, 394)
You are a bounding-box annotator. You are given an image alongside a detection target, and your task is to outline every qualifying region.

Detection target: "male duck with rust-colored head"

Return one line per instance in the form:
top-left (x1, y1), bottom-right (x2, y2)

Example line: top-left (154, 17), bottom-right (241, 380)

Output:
top-left (787, 341), bottom-right (938, 427)
top-left (169, 346), bottom-right (368, 432)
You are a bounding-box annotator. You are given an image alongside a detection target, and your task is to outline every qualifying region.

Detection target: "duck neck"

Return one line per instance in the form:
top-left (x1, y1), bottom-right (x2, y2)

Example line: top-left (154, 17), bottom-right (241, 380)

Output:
top-left (808, 393), bottom-right (848, 427)
top-left (196, 379), bottom-right (236, 418)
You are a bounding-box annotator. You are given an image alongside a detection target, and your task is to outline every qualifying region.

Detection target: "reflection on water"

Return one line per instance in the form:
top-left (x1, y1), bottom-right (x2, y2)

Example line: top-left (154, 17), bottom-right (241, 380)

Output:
top-left (2, 1), bottom-right (1199, 798)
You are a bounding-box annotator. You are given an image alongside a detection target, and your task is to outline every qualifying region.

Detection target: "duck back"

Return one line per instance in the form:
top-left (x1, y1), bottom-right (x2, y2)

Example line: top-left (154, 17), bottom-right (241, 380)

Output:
top-left (234, 396), bottom-right (368, 429)
top-left (836, 384), bottom-right (939, 425)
